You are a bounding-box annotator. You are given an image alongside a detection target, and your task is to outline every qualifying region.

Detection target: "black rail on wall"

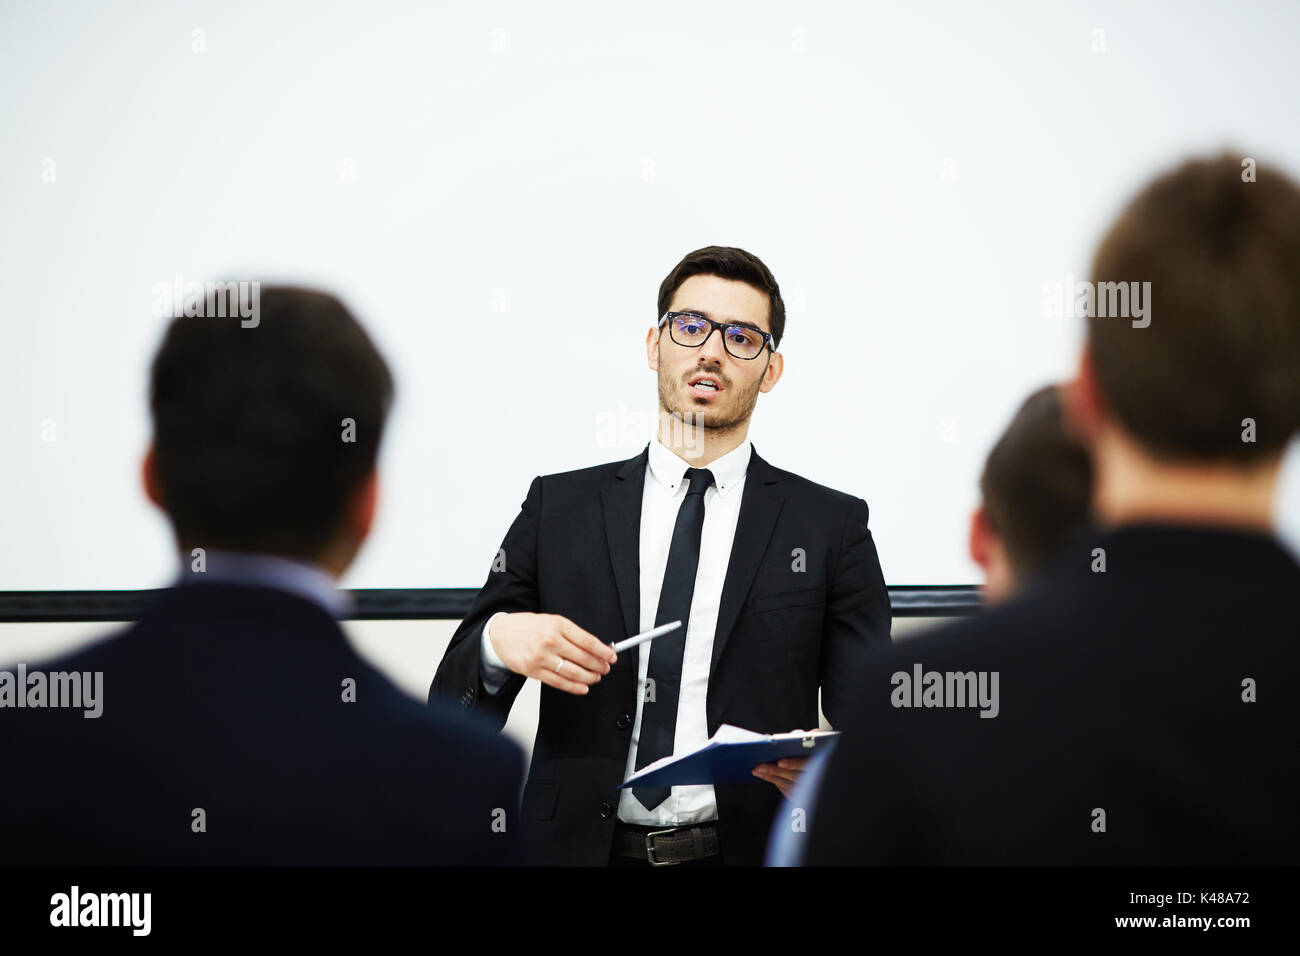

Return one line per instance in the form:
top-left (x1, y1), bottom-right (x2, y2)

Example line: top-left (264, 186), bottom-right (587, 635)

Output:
top-left (0, 586), bottom-right (982, 623)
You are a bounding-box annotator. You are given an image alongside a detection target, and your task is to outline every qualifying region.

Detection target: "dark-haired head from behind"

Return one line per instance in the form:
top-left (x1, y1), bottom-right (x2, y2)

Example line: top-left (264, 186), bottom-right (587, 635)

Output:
top-left (971, 385), bottom-right (1093, 604)
top-left (145, 287), bottom-right (394, 572)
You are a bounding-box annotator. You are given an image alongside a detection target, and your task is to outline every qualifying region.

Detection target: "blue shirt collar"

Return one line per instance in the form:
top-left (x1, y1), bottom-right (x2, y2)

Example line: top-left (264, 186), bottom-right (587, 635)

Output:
top-left (1275, 435), bottom-right (1300, 565)
top-left (176, 548), bottom-right (353, 618)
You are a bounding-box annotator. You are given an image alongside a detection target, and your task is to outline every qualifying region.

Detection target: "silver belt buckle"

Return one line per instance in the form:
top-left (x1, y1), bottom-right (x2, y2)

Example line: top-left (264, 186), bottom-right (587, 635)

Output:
top-left (645, 827), bottom-right (682, 867)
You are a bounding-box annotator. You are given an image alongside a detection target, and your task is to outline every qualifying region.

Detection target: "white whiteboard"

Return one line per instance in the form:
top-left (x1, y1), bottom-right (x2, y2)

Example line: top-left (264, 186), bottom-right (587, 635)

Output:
top-left (3, 0), bottom-right (1298, 590)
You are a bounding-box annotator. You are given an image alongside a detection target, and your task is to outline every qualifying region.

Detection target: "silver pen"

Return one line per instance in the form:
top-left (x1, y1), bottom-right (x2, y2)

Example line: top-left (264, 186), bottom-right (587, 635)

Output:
top-left (611, 620), bottom-right (682, 653)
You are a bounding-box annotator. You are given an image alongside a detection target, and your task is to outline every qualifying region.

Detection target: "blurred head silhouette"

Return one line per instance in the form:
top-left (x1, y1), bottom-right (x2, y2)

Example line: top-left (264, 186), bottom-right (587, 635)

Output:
top-left (971, 385), bottom-right (1093, 604)
top-left (143, 287), bottom-right (394, 577)
top-left (1065, 153), bottom-right (1300, 532)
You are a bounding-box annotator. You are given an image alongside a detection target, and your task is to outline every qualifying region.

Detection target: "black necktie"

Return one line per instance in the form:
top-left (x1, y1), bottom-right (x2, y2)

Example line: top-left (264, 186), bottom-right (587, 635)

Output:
top-left (633, 466), bottom-right (715, 811)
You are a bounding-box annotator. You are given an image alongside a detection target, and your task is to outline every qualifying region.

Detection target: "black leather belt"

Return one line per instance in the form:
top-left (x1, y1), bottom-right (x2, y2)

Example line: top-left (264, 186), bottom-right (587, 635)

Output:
top-left (613, 823), bottom-right (721, 866)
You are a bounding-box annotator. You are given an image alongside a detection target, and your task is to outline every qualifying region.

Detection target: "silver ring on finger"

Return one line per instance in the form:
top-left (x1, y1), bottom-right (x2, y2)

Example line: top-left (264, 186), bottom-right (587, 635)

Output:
top-left (555, 659), bottom-right (566, 675)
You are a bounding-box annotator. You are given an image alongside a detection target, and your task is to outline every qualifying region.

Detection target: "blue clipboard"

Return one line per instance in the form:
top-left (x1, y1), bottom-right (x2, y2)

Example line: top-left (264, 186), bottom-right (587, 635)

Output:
top-left (619, 727), bottom-right (840, 788)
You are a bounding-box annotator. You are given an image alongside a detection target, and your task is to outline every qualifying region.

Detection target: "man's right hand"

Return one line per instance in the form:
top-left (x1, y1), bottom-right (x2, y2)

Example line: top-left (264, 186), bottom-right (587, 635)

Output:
top-left (488, 612), bottom-right (618, 695)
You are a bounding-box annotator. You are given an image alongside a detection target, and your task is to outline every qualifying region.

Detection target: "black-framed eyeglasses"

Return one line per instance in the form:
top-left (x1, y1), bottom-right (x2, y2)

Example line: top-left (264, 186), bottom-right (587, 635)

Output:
top-left (658, 311), bottom-right (776, 361)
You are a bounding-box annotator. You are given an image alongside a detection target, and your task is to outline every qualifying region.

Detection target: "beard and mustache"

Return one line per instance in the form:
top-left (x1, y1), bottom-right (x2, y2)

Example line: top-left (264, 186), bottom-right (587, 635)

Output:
top-left (657, 365), bottom-right (764, 433)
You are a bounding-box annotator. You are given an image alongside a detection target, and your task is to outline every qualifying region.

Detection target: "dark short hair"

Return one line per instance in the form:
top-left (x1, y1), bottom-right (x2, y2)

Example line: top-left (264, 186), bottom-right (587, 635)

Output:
top-left (149, 286), bottom-right (394, 560)
top-left (980, 386), bottom-right (1093, 579)
top-left (657, 246), bottom-right (786, 348)
top-left (1089, 153), bottom-right (1300, 462)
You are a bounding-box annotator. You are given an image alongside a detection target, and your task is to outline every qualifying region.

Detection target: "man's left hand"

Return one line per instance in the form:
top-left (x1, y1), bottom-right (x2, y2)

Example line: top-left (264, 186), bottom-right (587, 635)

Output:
top-left (752, 729), bottom-right (814, 797)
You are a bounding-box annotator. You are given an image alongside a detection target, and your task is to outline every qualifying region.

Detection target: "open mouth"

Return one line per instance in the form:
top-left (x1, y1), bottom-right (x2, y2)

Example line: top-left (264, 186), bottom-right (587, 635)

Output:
top-left (688, 375), bottom-right (723, 398)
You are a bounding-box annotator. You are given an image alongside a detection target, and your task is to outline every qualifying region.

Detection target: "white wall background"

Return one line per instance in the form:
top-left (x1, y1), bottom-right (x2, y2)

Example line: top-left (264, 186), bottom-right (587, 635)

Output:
top-left (3, 0), bottom-right (1299, 591)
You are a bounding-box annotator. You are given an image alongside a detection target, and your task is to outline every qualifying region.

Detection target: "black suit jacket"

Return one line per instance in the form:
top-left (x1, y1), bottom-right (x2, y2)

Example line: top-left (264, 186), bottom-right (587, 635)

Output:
top-left (2, 583), bottom-right (524, 865)
top-left (803, 523), bottom-right (1300, 865)
top-left (429, 445), bottom-right (892, 865)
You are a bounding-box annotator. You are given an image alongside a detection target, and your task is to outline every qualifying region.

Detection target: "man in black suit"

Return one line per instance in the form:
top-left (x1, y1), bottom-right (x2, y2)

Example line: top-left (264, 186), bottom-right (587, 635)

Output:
top-left (0, 287), bottom-right (523, 865)
top-left (799, 154), bottom-right (1300, 865)
top-left (430, 246), bottom-right (892, 866)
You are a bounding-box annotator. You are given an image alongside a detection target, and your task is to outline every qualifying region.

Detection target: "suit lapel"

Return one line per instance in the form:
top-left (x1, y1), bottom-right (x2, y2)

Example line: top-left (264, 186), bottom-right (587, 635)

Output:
top-left (710, 447), bottom-right (785, 676)
top-left (601, 447), bottom-right (649, 640)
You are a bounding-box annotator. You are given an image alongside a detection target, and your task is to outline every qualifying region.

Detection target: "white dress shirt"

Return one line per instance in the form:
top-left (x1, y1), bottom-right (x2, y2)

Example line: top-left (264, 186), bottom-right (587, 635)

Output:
top-left (479, 437), bottom-right (753, 826)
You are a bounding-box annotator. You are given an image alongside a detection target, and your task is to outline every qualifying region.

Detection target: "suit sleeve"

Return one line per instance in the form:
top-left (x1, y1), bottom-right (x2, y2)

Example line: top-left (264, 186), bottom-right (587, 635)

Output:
top-left (819, 496), bottom-right (892, 727)
top-left (428, 476), bottom-right (542, 730)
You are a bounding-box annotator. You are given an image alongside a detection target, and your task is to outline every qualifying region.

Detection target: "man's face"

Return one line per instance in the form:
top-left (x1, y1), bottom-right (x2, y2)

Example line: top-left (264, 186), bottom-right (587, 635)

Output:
top-left (646, 273), bottom-right (783, 431)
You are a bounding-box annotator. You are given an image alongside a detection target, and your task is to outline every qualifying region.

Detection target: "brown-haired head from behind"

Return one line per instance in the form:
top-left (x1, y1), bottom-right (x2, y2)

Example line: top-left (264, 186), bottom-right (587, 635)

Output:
top-left (1066, 153), bottom-right (1300, 533)
top-left (972, 385), bottom-right (1093, 604)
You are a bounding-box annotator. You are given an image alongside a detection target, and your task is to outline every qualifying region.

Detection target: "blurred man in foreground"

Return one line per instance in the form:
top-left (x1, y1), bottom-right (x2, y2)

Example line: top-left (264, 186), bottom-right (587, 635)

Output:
top-left (801, 154), bottom-right (1300, 865)
top-left (0, 287), bottom-right (523, 865)
top-left (766, 382), bottom-right (1092, 864)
